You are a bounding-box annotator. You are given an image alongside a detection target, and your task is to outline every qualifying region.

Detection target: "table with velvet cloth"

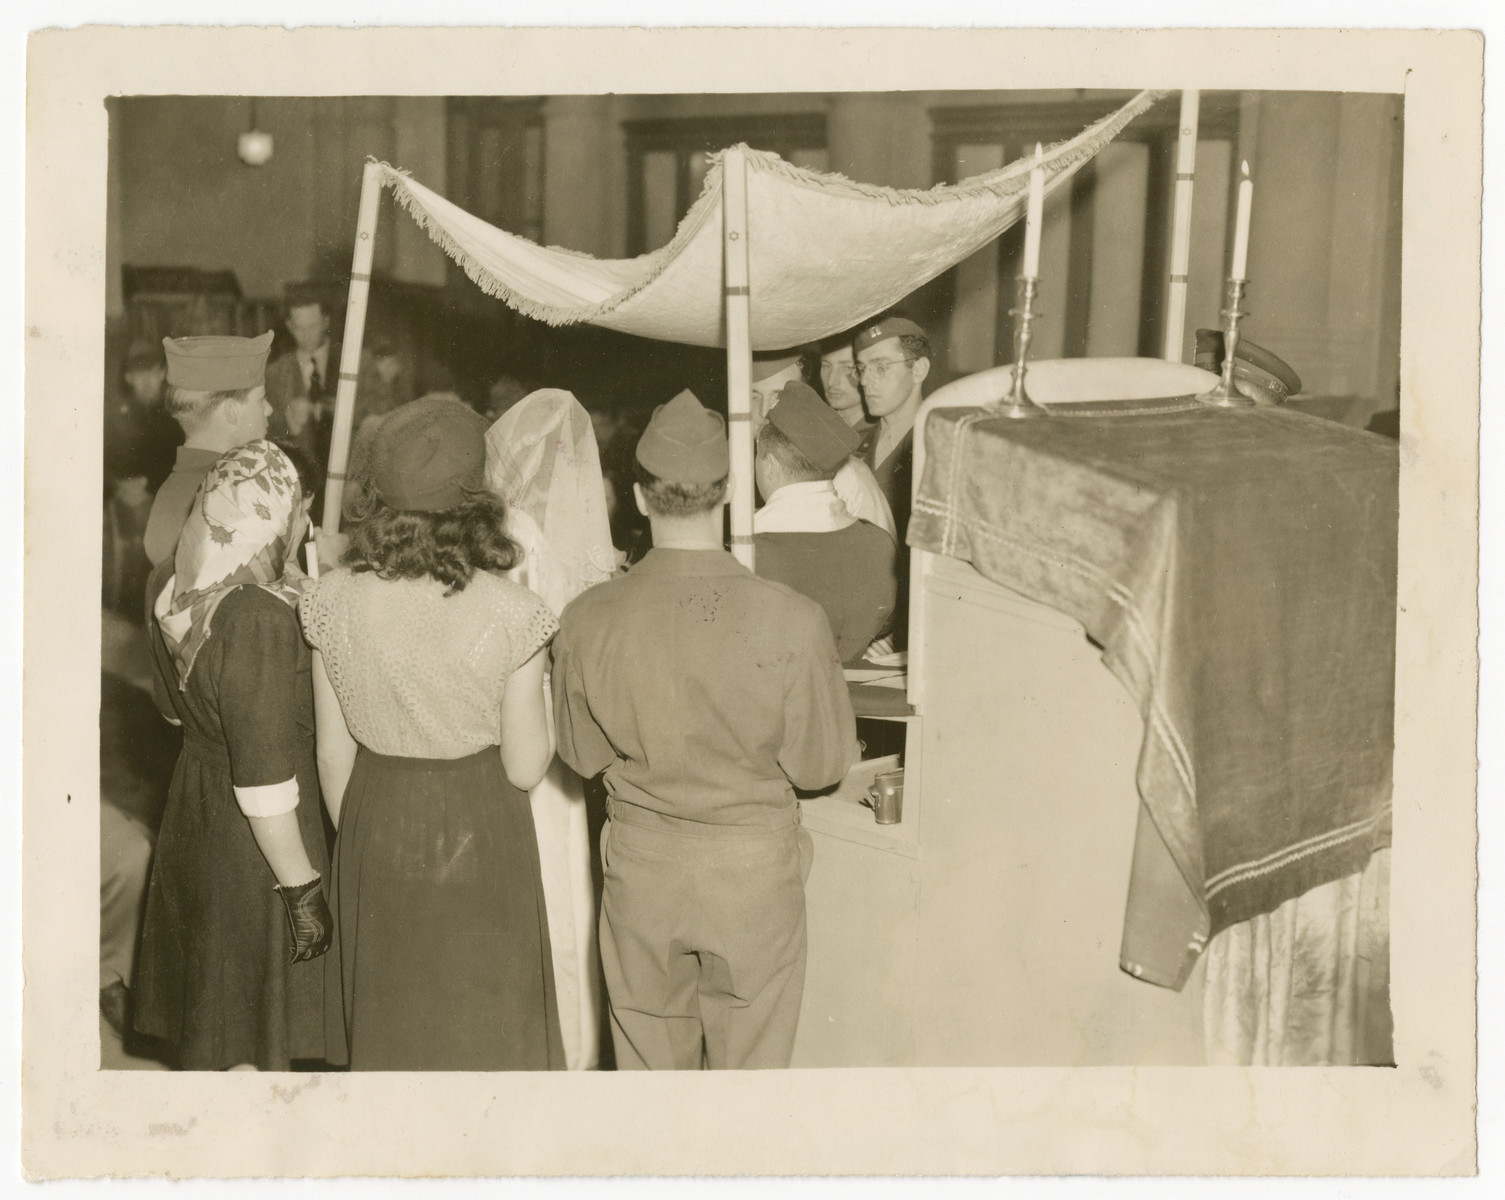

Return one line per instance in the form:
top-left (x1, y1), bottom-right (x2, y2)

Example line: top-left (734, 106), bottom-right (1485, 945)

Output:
top-left (908, 400), bottom-right (1397, 993)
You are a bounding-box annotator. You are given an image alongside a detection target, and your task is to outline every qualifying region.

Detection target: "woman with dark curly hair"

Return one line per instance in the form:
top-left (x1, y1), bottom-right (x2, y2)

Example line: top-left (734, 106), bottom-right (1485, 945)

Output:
top-left (300, 395), bottom-right (564, 1070)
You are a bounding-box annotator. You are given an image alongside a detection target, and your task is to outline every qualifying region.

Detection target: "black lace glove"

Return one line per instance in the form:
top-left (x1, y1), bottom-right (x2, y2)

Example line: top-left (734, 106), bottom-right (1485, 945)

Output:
top-left (275, 876), bottom-right (333, 964)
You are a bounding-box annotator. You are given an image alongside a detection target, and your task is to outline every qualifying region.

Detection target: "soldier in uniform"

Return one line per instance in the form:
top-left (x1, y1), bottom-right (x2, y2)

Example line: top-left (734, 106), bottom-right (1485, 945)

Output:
top-left (551, 390), bottom-right (858, 1070)
top-left (853, 316), bottom-right (933, 650)
top-left (853, 316), bottom-right (931, 540)
top-left (143, 332), bottom-right (276, 567)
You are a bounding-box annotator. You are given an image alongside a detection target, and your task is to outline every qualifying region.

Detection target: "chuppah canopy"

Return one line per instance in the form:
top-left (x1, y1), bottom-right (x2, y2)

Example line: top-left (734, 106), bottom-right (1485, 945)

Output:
top-left (373, 89), bottom-right (1167, 350)
top-left (322, 88), bottom-right (1167, 552)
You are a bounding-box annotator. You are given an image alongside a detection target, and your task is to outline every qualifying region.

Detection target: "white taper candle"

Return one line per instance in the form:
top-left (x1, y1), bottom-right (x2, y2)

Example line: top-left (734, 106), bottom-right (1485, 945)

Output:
top-left (1230, 160), bottom-right (1254, 280)
top-left (1022, 142), bottom-right (1045, 278)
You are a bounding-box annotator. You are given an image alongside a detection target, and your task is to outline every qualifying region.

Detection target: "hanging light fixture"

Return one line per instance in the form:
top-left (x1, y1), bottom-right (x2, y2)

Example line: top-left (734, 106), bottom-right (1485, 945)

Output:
top-left (237, 97), bottom-right (274, 167)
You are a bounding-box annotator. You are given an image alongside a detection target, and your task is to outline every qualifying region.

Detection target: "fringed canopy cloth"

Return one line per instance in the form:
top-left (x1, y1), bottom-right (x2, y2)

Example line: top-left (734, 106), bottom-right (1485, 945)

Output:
top-left (373, 90), bottom-right (1166, 349)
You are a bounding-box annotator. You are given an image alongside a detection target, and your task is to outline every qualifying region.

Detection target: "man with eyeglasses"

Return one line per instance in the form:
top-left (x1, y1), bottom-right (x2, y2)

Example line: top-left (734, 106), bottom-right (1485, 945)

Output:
top-left (854, 316), bottom-right (932, 650)
top-left (751, 349), bottom-right (893, 538)
top-left (854, 317), bottom-right (931, 531)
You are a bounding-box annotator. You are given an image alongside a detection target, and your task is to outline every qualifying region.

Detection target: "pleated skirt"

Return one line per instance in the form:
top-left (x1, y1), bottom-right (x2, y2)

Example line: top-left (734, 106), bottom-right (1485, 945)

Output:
top-left (326, 745), bottom-right (565, 1071)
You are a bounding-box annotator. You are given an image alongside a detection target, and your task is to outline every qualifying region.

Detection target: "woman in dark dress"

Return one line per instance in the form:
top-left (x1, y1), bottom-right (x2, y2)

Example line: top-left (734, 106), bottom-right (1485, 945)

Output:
top-left (301, 396), bottom-right (564, 1071)
top-left (136, 439), bottom-right (337, 1070)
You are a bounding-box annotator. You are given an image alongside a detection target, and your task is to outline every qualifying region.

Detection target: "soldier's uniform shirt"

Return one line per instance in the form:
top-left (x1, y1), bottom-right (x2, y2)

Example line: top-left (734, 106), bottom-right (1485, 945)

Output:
top-left (143, 446), bottom-right (223, 567)
top-left (553, 547), bottom-right (856, 825)
top-left (552, 547), bottom-right (857, 1069)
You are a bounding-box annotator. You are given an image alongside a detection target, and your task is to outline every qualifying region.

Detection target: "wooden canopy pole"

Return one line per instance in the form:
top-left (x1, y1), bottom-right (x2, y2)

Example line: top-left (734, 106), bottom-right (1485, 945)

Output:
top-left (722, 147), bottom-right (756, 570)
top-left (321, 159), bottom-right (385, 534)
top-left (1161, 90), bottom-right (1200, 362)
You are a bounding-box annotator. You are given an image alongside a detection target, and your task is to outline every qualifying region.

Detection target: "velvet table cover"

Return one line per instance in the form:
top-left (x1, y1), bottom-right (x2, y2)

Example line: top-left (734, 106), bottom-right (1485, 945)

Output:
top-left (908, 401), bottom-right (1396, 991)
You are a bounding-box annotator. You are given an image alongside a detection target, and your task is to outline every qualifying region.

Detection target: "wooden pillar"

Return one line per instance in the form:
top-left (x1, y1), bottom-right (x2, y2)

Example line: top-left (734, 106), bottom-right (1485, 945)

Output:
top-left (722, 148), bottom-right (755, 571)
top-left (321, 160), bottom-right (384, 533)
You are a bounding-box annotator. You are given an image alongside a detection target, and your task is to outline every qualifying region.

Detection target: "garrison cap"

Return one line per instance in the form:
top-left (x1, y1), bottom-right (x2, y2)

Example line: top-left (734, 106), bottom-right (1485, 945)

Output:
top-left (765, 381), bottom-right (861, 471)
top-left (1194, 329), bottom-right (1303, 403)
top-left (853, 317), bottom-right (928, 355)
top-left (370, 395), bottom-right (489, 512)
top-left (162, 331), bottom-right (275, 392)
top-left (635, 389), bottom-right (728, 485)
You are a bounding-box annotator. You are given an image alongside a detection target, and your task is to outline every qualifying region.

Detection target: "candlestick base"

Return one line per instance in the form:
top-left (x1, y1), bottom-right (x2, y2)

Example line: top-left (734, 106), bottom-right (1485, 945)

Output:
top-left (992, 379), bottom-right (1048, 419)
top-left (986, 275), bottom-right (1049, 419)
top-left (1197, 277), bottom-right (1256, 409)
top-left (1198, 384), bottom-right (1255, 409)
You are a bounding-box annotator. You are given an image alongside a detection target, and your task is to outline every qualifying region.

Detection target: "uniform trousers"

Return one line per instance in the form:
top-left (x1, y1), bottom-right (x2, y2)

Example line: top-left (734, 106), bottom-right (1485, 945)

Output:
top-left (599, 799), bottom-right (814, 1070)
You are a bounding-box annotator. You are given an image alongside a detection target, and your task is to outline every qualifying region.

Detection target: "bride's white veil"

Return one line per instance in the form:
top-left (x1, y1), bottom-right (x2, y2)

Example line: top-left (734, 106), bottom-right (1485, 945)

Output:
top-left (484, 388), bottom-right (616, 614)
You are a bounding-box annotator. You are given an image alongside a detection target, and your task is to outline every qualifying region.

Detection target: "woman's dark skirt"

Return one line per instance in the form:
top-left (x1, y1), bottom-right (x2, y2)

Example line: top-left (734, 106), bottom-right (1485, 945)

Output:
top-left (135, 740), bottom-right (330, 1070)
top-left (327, 745), bottom-right (565, 1071)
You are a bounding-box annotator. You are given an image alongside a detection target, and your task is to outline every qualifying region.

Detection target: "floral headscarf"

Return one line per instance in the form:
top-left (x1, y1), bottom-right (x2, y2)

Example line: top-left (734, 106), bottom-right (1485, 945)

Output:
top-left (153, 439), bottom-right (312, 689)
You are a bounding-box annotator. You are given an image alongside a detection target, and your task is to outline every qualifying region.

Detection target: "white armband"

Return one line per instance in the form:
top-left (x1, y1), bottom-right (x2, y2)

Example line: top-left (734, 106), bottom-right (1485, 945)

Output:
top-left (233, 778), bottom-right (300, 818)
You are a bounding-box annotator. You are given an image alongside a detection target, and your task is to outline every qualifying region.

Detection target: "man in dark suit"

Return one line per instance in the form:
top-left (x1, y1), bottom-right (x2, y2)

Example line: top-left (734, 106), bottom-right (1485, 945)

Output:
top-left (265, 284), bottom-right (340, 475)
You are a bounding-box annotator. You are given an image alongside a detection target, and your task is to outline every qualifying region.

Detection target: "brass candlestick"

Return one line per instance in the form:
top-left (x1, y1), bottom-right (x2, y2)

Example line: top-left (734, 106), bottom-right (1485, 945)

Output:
top-left (989, 275), bottom-right (1048, 419)
top-left (1198, 277), bottom-right (1255, 408)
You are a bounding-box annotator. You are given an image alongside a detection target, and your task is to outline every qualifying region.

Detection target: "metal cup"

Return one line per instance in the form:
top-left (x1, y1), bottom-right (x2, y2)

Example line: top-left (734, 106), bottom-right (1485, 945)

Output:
top-left (865, 769), bottom-right (904, 825)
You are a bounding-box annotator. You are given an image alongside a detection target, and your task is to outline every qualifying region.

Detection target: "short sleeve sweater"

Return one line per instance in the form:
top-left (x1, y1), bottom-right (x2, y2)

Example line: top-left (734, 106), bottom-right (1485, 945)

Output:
top-left (300, 567), bottom-right (558, 759)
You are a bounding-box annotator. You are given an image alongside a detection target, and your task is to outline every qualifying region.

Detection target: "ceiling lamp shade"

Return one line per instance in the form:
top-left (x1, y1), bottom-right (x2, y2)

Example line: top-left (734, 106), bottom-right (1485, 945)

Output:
top-left (237, 98), bottom-right (273, 167)
top-left (237, 129), bottom-right (274, 166)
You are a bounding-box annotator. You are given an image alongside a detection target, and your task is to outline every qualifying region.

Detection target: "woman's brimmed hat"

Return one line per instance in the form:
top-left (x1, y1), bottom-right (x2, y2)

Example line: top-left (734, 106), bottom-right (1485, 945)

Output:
top-left (370, 395), bottom-right (490, 512)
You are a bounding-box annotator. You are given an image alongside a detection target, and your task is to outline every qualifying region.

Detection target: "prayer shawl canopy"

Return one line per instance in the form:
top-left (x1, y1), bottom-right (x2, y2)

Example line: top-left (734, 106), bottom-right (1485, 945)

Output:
top-left (375, 90), bottom-right (1166, 349)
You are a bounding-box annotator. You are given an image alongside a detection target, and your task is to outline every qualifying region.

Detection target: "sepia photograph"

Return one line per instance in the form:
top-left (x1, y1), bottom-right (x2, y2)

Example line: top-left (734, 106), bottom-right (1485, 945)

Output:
top-left (20, 18), bottom-right (1482, 1180)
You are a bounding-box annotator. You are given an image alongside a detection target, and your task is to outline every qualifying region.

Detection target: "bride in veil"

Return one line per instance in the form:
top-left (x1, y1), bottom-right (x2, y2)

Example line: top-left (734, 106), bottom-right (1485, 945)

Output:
top-left (485, 389), bottom-right (618, 1070)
